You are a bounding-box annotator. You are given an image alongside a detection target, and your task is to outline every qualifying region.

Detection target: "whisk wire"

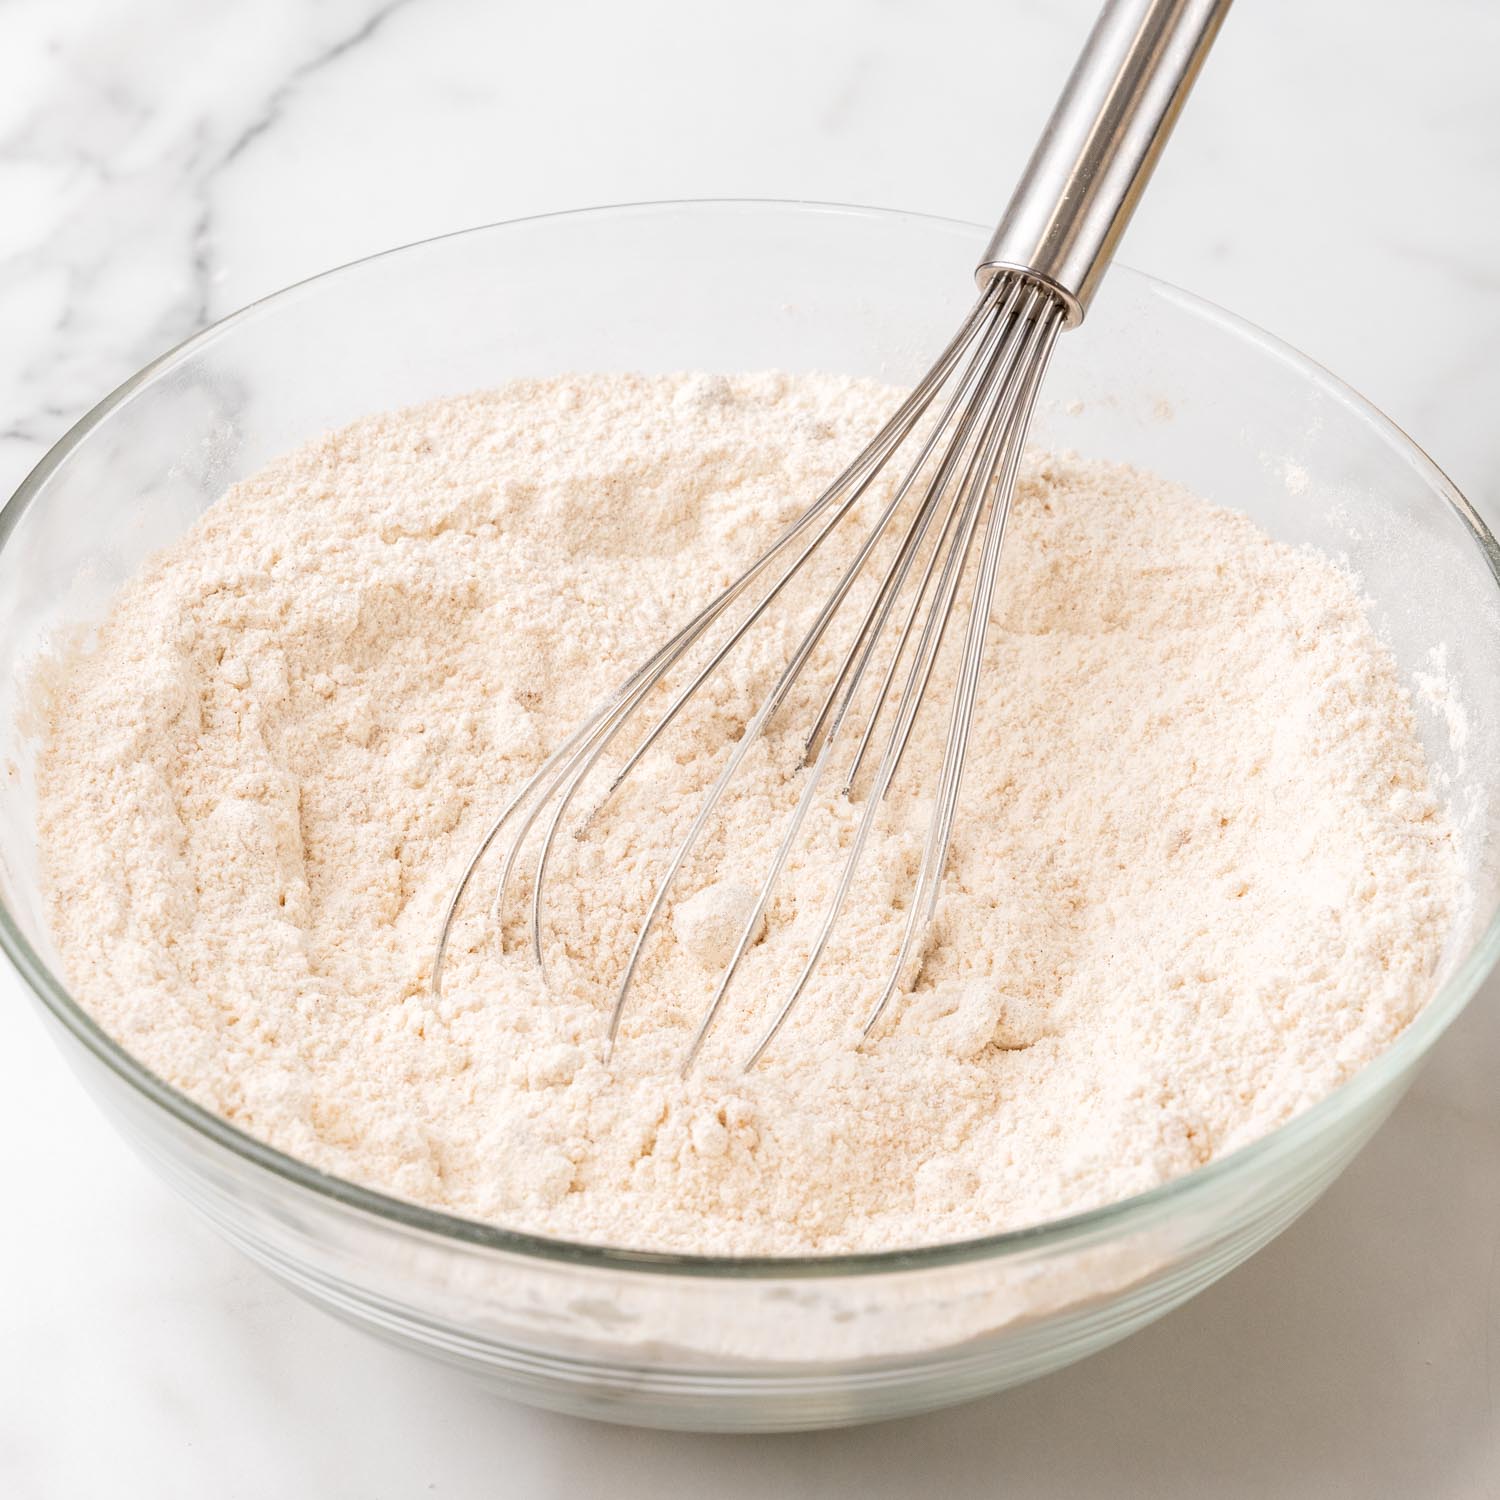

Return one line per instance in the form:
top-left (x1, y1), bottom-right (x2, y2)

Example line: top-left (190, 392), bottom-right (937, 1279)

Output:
top-left (605, 278), bottom-right (1039, 1053)
top-left (861, 299), bottom-right (1064, 1039)
top-left (678, 287), bottom-right (1040, 1073)
top-left (432, 275), bottom-right (1070, 1068)
top-left (742, 287), bottom-right (1065, 1069)
top-left (429, 273), bottom-right (1074, 1068)
top-left (429, 289), bottom-right (1002, 997)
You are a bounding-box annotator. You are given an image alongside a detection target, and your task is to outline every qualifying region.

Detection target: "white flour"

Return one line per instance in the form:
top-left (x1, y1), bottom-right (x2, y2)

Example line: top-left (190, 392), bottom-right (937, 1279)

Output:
top-left (36, 373), bottom-right (1464, 1254)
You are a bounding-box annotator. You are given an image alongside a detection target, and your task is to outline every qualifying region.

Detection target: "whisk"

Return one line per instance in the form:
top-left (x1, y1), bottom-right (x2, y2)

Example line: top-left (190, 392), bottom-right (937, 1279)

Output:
top-left (432, 0), bottom-right (1232, 1069)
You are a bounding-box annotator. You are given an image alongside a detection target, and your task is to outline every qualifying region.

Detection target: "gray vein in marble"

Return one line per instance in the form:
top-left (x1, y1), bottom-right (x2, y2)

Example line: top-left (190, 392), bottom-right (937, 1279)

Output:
top-left (219, 0), bottom-right (417, 169)
top-left (0, 0), bottom-right (409, 498)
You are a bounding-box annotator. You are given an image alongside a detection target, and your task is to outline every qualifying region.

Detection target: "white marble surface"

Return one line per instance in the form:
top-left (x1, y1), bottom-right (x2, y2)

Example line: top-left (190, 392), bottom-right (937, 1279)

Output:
top-left (3, 0), bottom-right (1500, 1494)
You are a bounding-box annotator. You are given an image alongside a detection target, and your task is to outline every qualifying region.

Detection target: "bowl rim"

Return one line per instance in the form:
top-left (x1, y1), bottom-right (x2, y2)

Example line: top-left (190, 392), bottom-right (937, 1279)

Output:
top-left (5, 196), bottom-right (1499, 1279)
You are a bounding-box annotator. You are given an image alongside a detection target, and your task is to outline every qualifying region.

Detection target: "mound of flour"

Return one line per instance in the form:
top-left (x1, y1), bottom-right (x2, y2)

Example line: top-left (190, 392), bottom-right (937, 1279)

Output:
top-left (35, 373), bottom-right (1464, 1254)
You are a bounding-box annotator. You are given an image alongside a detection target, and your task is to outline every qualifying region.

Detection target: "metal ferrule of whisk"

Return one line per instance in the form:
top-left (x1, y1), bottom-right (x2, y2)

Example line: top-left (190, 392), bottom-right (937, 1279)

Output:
top-left (431, 0), bottom-right (1232, 1071)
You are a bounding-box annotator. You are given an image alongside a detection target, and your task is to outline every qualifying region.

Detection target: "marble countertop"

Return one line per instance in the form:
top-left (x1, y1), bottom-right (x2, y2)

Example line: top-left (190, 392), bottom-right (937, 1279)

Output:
top-left (3, 0), bottom-right (1499, 1494)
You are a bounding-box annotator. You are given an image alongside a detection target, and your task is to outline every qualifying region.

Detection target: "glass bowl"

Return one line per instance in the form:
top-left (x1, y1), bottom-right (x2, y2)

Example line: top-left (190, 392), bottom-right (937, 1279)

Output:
top-left (3, 201), bottom-right (1498, 1433)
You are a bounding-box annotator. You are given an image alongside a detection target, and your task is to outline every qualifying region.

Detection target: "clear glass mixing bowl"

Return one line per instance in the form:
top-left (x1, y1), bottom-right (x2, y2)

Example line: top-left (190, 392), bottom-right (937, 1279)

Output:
top-left (3, 201), bottom-right (1498, 1433)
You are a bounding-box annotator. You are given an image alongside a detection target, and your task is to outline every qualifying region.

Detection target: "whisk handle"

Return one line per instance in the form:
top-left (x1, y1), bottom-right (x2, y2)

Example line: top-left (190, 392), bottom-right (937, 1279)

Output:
top-left (977, 0), bottom-right (1231, 326)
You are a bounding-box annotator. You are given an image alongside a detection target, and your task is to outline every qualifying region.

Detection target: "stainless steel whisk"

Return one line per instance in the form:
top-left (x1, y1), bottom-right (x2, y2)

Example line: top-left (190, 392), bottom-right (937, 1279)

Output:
top-left (433, 0), bottom-right (1232, 1069)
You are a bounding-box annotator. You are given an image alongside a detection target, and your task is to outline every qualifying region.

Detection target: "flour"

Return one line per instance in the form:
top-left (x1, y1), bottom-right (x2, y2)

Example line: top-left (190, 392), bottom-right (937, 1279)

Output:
top-left (35, 373), bottom-right (1465, 1255)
